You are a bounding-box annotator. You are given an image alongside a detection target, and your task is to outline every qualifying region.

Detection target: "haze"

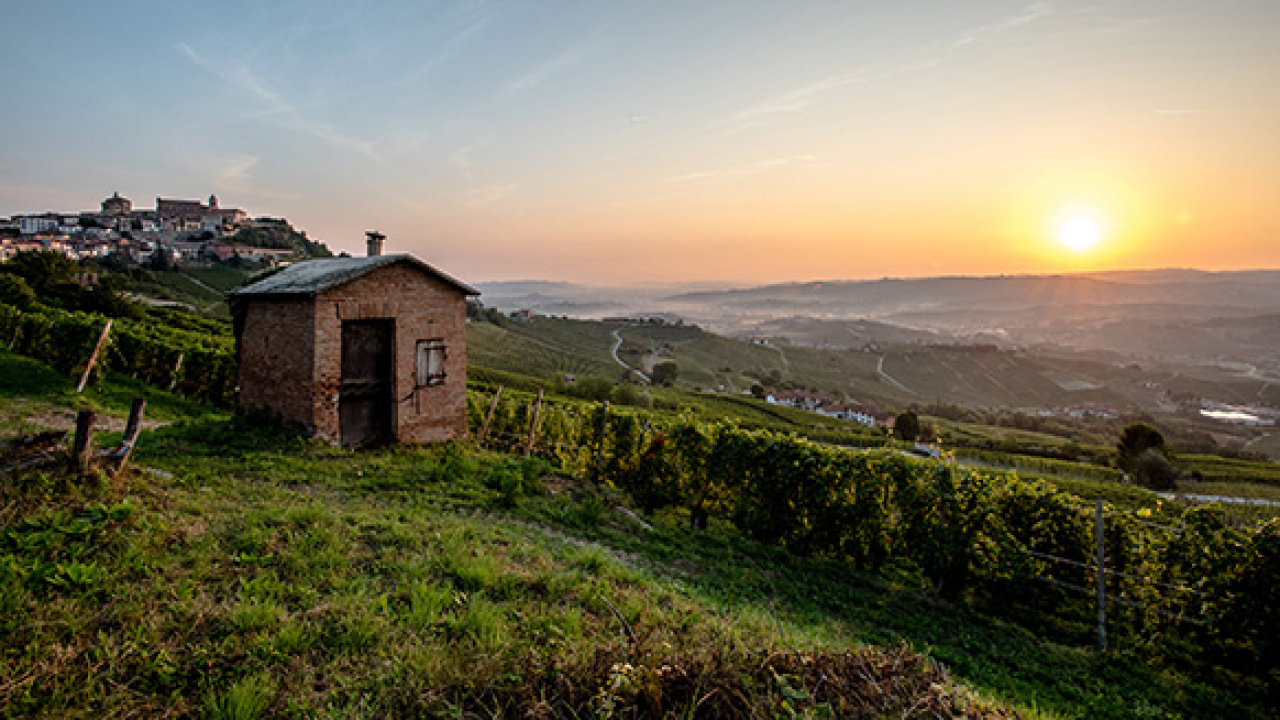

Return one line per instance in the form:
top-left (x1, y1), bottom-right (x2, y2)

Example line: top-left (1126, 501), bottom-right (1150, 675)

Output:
top-left (3, 1), bottom-right (1279, 283)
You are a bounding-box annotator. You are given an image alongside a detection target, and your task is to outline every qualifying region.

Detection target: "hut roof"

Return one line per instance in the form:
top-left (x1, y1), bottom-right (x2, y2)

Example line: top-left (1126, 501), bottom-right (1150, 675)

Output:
top-left (231, 254), bottom-right (480, 298)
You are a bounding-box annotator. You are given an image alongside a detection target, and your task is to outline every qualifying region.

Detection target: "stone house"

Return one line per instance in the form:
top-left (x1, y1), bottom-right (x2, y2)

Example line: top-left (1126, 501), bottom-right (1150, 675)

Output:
top-left (230, 240), bottom-right (479, 446)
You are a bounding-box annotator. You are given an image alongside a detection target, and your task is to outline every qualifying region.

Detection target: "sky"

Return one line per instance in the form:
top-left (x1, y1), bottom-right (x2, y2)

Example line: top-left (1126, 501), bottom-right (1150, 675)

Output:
top-left (2, 0), bottom-right (1279, 284)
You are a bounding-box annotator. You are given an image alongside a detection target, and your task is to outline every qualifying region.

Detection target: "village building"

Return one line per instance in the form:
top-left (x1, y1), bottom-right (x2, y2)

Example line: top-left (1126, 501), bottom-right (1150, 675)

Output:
top-left (157, 194), bottom-right (246, 231)
top-left (205, 240), bottom-right (296, 264)
top-left (230, 233), bottom-right (479, 447)
top-left (101, 192), bottom-right (132, 217)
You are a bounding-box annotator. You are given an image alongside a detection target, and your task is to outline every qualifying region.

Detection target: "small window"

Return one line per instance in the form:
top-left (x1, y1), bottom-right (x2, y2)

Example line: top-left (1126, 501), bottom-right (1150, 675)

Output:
top-left (416, 339), bottom-right (447, 386)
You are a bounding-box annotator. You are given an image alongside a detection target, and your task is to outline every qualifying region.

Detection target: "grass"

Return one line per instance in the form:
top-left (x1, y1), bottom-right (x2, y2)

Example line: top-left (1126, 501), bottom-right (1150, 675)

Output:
top-left (1179, 453), bottom-right (1280, 488)
top-left (1, 349), bottom-right (1274, 718)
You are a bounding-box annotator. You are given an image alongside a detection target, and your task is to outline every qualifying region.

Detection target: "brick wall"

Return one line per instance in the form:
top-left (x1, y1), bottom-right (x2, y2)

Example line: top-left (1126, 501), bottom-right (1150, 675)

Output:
top-left (237, 261), bottom-right (472, 445)
top-left (314, 263), bottom-right (469, 444)
top-left (237, 297), bottom-right (319, 432)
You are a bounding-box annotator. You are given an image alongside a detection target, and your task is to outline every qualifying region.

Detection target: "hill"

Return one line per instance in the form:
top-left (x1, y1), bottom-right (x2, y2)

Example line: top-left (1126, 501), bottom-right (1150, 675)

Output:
top-left (467, 311), bottom-right (1280, 462)
top-left (3, 348), bottom-right (1277, 718)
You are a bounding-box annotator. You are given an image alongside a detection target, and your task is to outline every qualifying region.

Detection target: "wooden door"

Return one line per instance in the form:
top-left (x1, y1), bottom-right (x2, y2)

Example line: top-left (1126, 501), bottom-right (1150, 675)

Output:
top-left (340, 319), bottom-right (395, 447)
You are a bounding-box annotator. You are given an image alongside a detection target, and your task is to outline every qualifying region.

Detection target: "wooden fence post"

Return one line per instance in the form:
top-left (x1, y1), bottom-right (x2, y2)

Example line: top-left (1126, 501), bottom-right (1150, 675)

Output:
top-left (71, 410), bottom-right (95, 473)
top-left (592, 401), bottom-right (610, 482)
top-left (1095, 499), bottom-right (1107, 652)
top-left (524, 389), bottom-right (544, 457)
top-left (110, 396), bottom-right (147, 478)
top-left (168, 353), bottom-right (185, 391)
top-left (479, 386), bottom-right (503, 443)
top-left (76, 319), bottom-right (113, 393)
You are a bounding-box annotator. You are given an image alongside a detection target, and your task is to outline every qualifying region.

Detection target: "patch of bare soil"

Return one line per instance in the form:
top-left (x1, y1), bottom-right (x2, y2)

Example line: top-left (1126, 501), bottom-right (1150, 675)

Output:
top-left (22, 408), bottom-right (169, 433)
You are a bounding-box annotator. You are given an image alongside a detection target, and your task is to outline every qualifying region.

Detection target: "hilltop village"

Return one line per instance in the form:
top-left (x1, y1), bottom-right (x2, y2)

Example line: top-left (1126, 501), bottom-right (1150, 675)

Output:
top-left (0, 192), bottom-right (323, 266)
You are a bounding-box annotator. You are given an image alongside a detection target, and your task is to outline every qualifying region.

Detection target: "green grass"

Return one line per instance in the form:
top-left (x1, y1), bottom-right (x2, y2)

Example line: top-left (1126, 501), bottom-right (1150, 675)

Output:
top-left (1179, 453), bottom-right (1280, 488)
top-left (0, 347), bottom-right (226, 435)
top-left (183, 265), bottom-right (257, 292)
top-left (2, 349), bottom-right (1274, 718)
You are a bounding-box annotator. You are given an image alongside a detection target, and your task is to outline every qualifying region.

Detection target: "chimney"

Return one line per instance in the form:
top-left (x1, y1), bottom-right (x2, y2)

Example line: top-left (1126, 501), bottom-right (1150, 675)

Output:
top-left (365, 230), bottom-right (385, 257)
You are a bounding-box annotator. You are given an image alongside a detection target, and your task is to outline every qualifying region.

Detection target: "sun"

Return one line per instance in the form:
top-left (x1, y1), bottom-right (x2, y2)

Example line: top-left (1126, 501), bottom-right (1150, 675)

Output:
top-left (1056, 214), bottom-right (1104, 252)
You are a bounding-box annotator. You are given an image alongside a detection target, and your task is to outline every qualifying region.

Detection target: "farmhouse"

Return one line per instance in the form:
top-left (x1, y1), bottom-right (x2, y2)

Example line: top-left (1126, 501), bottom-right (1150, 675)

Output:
top-left (230, 234), bottom-right (479, 446)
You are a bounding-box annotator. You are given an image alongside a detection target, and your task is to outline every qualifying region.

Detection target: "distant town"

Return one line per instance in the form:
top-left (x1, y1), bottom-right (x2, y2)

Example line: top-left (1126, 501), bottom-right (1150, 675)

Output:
top-left (0, 191), bottom-right (320, 266)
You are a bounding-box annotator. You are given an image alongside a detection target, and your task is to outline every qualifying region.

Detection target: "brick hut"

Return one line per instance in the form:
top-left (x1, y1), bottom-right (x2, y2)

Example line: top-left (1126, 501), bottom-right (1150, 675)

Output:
top-left (230, 234), bottom-right (479, 446)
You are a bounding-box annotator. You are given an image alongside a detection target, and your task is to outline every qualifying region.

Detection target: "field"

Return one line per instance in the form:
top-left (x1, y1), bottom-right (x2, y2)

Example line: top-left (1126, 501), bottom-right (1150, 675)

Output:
top-left (4, 348), bottom-right (1277, 718)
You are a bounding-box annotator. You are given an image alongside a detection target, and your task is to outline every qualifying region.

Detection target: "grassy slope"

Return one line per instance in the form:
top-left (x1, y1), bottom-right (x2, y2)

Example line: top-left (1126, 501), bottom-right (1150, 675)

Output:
top-left (468, 316), bottom-right (1280, 506)
top-left (468, 319), bottom-right (617, 379)
top-left (1243, 431), bottom-right (1280, 461)
top-left (2, 350), bottom-right (1271, 718)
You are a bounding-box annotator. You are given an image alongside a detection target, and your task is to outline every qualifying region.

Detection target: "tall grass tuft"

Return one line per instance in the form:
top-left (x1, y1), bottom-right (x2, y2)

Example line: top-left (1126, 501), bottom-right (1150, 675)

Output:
top-left (204, 674), bottom-right (273, 720)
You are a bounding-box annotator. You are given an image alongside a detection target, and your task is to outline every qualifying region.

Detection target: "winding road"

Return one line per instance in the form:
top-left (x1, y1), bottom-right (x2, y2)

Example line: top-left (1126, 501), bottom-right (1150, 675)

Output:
top-left (876, 355), bottom-right (916, 395)
top-left (610, 329), bottom-right (650, 383)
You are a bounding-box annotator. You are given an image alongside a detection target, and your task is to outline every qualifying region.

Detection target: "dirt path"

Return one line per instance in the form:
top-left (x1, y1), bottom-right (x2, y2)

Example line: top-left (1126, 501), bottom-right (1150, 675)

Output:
top-left (22, 407), bottom-right (168, 433)
top-left (610, 329), bottom-right (650, 383)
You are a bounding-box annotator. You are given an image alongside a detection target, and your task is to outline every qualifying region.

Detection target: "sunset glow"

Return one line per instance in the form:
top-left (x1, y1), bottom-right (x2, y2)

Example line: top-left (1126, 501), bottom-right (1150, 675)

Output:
top-left (1057, 214), bottom-right (1105, 252)
top-left (2, 2), bottom-right (1279, 283)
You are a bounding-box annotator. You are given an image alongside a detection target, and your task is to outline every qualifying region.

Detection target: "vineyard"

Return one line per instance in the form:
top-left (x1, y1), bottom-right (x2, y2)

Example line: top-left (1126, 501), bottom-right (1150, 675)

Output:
top-left (3, 300), bottom-right (1277, 693)
top-left (468, 385), bottom-right (1280, 685)
top-left (0, 302), bottom-right (236, 407)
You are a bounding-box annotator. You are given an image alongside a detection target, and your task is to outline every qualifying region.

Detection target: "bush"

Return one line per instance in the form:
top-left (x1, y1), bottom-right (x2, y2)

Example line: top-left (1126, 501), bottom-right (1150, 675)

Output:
top-left (0, 275), bottom-right (36, 310)
top-left (1133, 448), bottom-right (1180, 490)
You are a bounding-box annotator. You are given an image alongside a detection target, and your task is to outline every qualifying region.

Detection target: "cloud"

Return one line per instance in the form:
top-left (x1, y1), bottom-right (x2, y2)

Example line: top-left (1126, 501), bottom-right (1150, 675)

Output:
top-left (663, 171), bottom-right (720, 185)
top-left (455, 183), bottom-right (517, 207)
top-left (501, 47), bottom-right (585, 99)
top-left (736, 155), bottom-right (819, 174)
top-left (951, 2), bottom-right (1056, 49)
top-left (661, 155), bottom-right (819, 186)
top-left (176, 42), bottom-right (383, 162)
top-left (710, 62), bottom-right (936, 138)
top-left (449, 145), bottom-right (475, 170)
top-left (395, 12), bottom-right (494, 88)
top-left (216, 155), bottom-right (258, 188)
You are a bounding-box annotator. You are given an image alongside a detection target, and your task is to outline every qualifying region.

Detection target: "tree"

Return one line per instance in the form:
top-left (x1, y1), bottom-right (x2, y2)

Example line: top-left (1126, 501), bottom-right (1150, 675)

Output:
top-left (1, 250), bottom-right (77, 296)
top-left (1116, 423), bottom-right (1166, 473)
top-left (148, 249), bottom-right (176, 272)
top-left (651, 361), bottom-right (679, 387)
top-left (1133, 448), bottom-right (1180, 490)
top-left (894, 410), bottom-right (921, 443)
top-left (0, 274), bottom-right (36, 309)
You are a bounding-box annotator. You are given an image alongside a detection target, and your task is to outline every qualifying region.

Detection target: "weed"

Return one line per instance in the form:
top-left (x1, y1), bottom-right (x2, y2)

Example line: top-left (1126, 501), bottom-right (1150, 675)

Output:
top-left (204, 673), bottom-right (274, 720)
top-left (404, 579), bottom-right (455, 629)
top-left (450, 594), bottom-right (508, 650)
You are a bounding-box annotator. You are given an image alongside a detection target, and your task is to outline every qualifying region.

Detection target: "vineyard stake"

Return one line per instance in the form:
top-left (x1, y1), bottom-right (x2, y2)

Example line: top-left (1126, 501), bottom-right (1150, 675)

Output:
top-left (76, 319), bottom-right (113, 393)
top-left (111, 396), bottom-right (147, 478)
top-left (168, 353), bottom-right (184, 391)
top-left (1095, 499), bottom-right (1107, 652)
top-left (592, 400), bottom-right (609, 482)
top-left (524, 389), bottom-right (544, 457)
top-left (479, 386), bottom-right (503, 443)
top-left (71, 409), bottom-right (95, 473)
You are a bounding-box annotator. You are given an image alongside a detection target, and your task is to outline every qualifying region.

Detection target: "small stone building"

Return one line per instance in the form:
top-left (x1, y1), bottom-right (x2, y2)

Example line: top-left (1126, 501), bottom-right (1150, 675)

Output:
top-left (230, 246), bottom-right (479, 446)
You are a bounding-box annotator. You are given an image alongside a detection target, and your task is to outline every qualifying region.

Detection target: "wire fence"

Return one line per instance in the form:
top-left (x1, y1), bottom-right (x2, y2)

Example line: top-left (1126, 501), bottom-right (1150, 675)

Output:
top-left (467, 386), bottom-right (1266, 655)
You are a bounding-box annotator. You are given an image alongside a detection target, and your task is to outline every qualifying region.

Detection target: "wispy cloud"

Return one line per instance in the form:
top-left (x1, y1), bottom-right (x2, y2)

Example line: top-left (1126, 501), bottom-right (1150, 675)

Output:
top-left (710, 62), bottom-right (936, 138)
top-left (951, 2), bottom-right (1056, 49)
top-left (662, 155), bottom-right (820, 185)
top-left (663, 170), bottom-right (720, 185)
top-left (215, 155), bottom-right (258, 188)
top-left (736, 155), bottom-right (819, 174)
top-left (455, 183), bottom-right (517, 207)
top-left (449, 145), bottom-right (475, 170)
top-left (395, 12), bottom-right (494, 88)
top-left (177, 42), bottom-right (383, 161)
top-left (501, 46), bottom-right (586, 99)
